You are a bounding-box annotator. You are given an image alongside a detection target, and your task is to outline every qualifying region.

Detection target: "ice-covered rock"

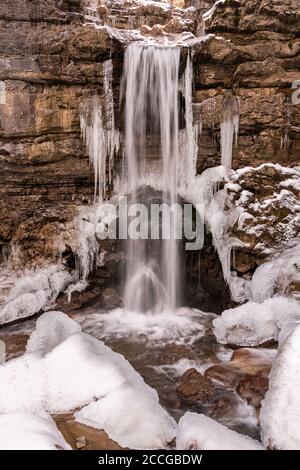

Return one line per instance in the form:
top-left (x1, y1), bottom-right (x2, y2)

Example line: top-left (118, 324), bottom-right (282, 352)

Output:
top-left (0, 413), bottom-right (71, 450)
top-left (0, 311), bottom-right (176, 449)
top-left (213, 296), bottom-right (300, 347)
top-left (26, 311), bottom-right (81, 354)
top-left (176, 412), bottom-right (263, 450)
top-left (250, 239), bottom-right (300, 302)
top-left (203, 164), bottom-right (300, 303)
top-left (260, 325), bottom-right (300, 450)
top-left (0, 265), bottom-right (73, 325)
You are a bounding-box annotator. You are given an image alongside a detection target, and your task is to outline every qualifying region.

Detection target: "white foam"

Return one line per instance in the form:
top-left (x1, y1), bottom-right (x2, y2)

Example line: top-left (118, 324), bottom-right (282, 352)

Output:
top-left (80, 307), bottom-right (215, 345)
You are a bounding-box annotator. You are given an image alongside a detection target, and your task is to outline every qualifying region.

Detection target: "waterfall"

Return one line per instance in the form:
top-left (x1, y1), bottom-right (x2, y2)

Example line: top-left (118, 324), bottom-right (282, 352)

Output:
top-left (121, 44), bottom-right (181, 313)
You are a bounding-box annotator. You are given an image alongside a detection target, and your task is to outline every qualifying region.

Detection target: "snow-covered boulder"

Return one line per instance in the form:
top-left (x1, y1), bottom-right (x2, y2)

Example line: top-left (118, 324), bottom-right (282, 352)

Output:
top-left (0, 413), bottom-right (71, 450)
top-left (213, 296), bottom-right (300, 347)
top-left (260, 325), bottom-right (300, 449)
top-left (0, 311), bottom-right (176, 449)
top-left (176, 412), bottom-right (263, 450)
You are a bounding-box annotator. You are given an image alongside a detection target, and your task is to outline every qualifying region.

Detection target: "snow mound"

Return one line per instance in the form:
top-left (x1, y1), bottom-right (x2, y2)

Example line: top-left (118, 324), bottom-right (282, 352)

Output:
top-left (250, 239), bottom-right (300, 302)
top-left (0, 265), bottom-right (72, 325)
top-left (213, 296), bottom-right (300, 346)
top-left (176, 412), bottom-right (263, 450)
top-left (0, 413), bottom-right (71, 450)
top-left (0, 311), bottom-right (176, 449)
top-left (26, 311), bottom-right (81, 354)
top-left (260, 325), bottom-right (300, 450)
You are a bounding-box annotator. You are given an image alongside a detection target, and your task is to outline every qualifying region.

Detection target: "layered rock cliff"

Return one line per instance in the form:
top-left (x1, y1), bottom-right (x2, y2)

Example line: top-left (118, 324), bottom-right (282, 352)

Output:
top-left (0, 0), bottom-right (299, 294)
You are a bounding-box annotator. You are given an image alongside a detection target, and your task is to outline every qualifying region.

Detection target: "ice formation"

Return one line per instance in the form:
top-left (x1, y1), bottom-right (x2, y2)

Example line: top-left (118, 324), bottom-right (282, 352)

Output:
top-left (66, 198), bottom-right (119, 286)
top-left (260, 325), bottom-right (300, 449)
top-left (179, 52), bottom-right (198, 190)
top-left (213, 296), bottom-right (300, 347)
top-left (176, 412), bottom-right (263, 450)
top-left (0, 413), bottom-right (71, 450)
top-left (250, 237), bottom-right (300, 302)
top-left (0, 264), bottom-right (72, 325)
top-left (80, 60), bottom-right (120, 201)
top-left (0, 311), bottom-right (176, 449)
top-left (220, 113), bottom-right (239, 170)
top-left (203, 1), bottom-right (226, 22)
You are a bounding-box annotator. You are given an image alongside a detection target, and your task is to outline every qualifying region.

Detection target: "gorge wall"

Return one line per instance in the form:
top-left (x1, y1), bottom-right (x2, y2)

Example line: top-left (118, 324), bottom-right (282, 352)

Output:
top-left (0, 0), bottom-right (299, 301)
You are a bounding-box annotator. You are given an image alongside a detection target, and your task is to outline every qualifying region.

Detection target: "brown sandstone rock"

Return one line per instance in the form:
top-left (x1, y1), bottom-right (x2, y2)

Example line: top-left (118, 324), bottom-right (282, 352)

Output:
top-left (0, 0), bottom-right (299, 276)
top-left (53, 413), bottom-right (125, 450)
top-left (0, 333), bottom-right (29, 360)
top-left (237, 374), bottom-right (269, 408)
top-left (178, 367), bottom-right (216, 402)
top-left (204, 347), bottom-right (276, 407)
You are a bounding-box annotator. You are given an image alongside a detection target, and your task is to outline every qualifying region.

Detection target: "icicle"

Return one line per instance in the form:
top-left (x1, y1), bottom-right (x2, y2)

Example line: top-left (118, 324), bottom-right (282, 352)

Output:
top-left (80, 60), bottom-right (120, 202)
top-left (103, 59), bottom-right (121, 186)
top-left (220, 95), bottom-right (240, 170)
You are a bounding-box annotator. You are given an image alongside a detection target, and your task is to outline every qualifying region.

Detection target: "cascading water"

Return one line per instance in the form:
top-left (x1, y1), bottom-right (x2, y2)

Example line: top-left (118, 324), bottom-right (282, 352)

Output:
top-left (121, 44), bottom-right (181, 313)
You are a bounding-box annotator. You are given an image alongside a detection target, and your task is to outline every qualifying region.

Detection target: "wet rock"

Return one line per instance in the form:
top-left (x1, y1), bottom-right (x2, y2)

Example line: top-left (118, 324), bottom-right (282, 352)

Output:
top-left (230, 348), bottom-right (275, 377)
top-left (178, 368), bottom-right (215, 402)
top-left (237, 374), bottom-right (269, 408)
top-left (55, 286), bottom-right (103, 312)
top-left (154, 344), bottom-right (195, 366)
top-left (102, 287), bottom-right (121, 309)
top-left (0, 333), bottom-right (29, 361)
top-left (206, 391), bottom-right (241, 421)
top-left (75, 436), bottom-right (86, 449)
top-left (205, 348), bottom-right (275, 407)
top-left (204, 364), bottom-right (244, 389)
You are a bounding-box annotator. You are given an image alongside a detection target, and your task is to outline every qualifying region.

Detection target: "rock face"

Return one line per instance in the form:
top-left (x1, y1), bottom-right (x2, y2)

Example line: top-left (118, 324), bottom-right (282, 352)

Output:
top-left (226, 164), bottom-right (300, 275)
top-left (193, 0), bottom-right (300, 172)
top-left (0, 0), bottom-right (122, 263)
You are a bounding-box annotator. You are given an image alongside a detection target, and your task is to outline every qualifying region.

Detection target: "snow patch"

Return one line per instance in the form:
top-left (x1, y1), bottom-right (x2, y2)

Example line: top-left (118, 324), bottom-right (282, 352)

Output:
top-left (213, 296), bottom-right (300, 347)
top-left (176, 412), bottom-right (263, 450)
